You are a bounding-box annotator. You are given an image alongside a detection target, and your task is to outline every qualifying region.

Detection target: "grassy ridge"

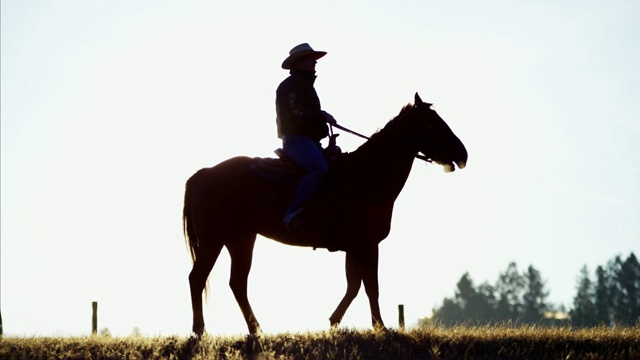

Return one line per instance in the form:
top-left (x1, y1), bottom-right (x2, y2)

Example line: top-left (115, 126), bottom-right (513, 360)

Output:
top-left (1, 326), bottom-right (639, 359)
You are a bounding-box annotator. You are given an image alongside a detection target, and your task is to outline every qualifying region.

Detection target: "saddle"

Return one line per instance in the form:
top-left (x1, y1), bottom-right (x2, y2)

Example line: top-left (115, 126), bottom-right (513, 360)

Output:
top-left (248, 137), bottom-right (345, 252)
top-left (249, 153), bottom-right (302, 184)
top-left (249, 134), bottom-right (342, 184)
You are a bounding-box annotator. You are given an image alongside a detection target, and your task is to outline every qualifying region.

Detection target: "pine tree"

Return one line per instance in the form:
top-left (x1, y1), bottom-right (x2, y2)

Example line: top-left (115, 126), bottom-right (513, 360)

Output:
top-left (455, 274), bottom-right (496, 324)
top-left (522, 265), bottom-right (549, 324)
top-left (627, 253), bottom-right (640, 324)
top-left (495, 262), bottom-right (525, 322)
top-left (431, 273), bottom-right (497, 326)
top-left (432, 297), bottom-right (463, 326)
top-left (494, 293), bottom-right (512, 323)
top-left (616, 253), bottom-right (640, 325)
top-left (474, 282), bottom-right (497, 324)
top-left (608, 256), bottom-right (626, 325)
top-left (594, 265), bottom-right (611, 325)
top-left (455, 272), bottom-right (477, 311)
top-left (571, 265), bottom-right (597, 327)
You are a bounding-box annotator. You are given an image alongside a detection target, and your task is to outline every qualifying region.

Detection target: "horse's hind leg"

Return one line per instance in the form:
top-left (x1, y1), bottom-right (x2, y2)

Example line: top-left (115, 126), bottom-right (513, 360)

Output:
top-left (361, 245), bottom-right (385, 330)
top-left (226, 233), bottom-right (262, 334)
top-left (189, 240), bottom-right (224, 336)
top-left (329, 251), bottom-right (363, 327)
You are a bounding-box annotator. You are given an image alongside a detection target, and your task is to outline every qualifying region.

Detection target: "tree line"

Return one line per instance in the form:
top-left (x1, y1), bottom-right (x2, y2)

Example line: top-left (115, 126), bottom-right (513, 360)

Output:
top-left (419, 252), bottom-right (639, 328)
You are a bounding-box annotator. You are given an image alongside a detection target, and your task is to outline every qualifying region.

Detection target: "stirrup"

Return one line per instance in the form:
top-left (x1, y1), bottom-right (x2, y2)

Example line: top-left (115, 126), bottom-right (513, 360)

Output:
top-left (283, 208), bottom-right (304, 233)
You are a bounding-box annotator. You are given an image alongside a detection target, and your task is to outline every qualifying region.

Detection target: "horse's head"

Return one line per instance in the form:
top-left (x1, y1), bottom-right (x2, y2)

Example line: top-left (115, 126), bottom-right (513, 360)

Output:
top-left (412, 93), bottom-right (468, 172)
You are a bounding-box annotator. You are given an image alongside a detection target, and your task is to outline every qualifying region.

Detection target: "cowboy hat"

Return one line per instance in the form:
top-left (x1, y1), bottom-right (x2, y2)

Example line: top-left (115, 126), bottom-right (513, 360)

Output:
top-left (281, 43), bottom-right (327, 69)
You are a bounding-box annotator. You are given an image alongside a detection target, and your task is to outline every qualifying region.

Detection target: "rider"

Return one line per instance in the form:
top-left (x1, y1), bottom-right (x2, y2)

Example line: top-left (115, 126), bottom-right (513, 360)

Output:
top-left (276, 43), bottom-right (337, 231)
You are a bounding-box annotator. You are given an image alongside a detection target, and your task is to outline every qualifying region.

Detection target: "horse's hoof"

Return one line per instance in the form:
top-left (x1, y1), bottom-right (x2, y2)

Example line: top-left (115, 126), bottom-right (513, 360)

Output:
top-left (246, 334), bottom-right (263, 353)
top-left (375, 325), bottom-right (389, 333)
top-left (188, 333), bottom-right (203, 346)
top-left (329, 315), bottom-right (342, 328)
top-left (192, 325), bottom-right (205, 338)
top-left (249, 323), bottom-right (263, 336)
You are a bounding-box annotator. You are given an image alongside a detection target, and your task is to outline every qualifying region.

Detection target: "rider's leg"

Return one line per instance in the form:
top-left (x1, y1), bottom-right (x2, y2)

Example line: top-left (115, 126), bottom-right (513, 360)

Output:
top-left (282, 134), bottom-right (328, 226)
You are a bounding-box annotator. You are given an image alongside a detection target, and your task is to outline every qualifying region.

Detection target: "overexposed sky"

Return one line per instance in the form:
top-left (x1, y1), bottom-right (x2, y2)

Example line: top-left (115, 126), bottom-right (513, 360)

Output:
top-left (1, 0), bottom-right (638, 336)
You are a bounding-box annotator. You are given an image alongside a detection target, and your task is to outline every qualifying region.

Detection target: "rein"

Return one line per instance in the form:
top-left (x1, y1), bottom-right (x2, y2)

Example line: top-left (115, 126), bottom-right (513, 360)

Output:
top-left (331, 123), bottom-right (432, 163)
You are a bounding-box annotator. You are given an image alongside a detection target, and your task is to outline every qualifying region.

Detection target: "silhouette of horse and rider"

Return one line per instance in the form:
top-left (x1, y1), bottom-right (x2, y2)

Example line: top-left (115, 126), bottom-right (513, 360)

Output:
top-left (183, 43), bottom-right (468, 335)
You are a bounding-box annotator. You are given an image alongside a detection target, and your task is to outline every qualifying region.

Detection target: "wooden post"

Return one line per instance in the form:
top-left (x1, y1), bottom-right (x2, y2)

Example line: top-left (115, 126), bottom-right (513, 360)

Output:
top-left (398, 304), bottom-right (405, 331)
top-left (92, 301), bottom-right (98, 335)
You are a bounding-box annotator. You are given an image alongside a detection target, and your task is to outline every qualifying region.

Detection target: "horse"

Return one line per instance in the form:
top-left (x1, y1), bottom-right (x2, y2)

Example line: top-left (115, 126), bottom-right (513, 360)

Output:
top-left (183, 93), bottom-right (468, 335)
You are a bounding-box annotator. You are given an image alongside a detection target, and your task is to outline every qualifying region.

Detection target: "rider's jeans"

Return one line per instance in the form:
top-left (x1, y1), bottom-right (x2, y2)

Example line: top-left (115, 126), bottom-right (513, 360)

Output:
top-left (283, 134), bottom-right (328, 215)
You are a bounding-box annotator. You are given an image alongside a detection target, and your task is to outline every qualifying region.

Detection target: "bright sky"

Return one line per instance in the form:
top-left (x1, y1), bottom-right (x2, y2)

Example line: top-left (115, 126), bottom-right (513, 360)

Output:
top-left (2, 0), bottom-right (638, 337)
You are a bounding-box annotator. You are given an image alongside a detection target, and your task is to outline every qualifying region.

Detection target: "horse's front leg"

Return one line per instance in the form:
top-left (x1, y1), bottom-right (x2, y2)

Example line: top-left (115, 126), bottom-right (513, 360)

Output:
top-left (361, 245), bottom-right (385, 330)
top-left (329, 251), bottom-right (362, 327)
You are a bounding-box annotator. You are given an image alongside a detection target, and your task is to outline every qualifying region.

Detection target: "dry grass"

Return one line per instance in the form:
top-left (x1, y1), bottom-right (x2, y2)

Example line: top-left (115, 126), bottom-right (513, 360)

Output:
top-left (1, 325), bottom-right (638, 359)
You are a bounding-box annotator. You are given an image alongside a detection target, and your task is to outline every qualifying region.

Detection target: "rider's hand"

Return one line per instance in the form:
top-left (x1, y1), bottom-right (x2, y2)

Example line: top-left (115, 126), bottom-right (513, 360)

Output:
top-left (322, 111), bottom-right (337, 125)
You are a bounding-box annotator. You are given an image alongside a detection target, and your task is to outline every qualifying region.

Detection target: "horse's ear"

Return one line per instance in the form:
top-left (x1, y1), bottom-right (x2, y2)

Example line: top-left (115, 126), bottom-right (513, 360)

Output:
top-left (414, 92), bottom-right (423, 104)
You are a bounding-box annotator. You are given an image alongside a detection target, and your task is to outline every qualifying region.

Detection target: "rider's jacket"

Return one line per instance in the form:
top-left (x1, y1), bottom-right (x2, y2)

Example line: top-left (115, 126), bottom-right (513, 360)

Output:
top-left (276, 69), bottom-right (329, 142)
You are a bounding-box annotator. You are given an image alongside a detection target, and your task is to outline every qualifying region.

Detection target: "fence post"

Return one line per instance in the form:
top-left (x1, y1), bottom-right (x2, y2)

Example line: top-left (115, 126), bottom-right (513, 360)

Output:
top-left (0, 309), bottom-right (3, 337)
top-left (92, 301), bottom-right (98, 335)
top-left (398, 304), bottom-right (405, 331)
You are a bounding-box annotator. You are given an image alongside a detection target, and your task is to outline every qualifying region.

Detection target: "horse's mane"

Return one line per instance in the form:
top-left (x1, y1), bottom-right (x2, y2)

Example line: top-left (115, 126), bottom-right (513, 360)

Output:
top-left (345, 103), bottom-right (416, 161)
top-left (369, 103), bottom-right (415, 141)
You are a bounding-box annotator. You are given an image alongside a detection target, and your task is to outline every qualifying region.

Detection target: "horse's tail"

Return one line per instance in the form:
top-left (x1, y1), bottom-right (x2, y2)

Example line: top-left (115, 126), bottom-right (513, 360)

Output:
top-left (183, 168), bottom-right (207, 264)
